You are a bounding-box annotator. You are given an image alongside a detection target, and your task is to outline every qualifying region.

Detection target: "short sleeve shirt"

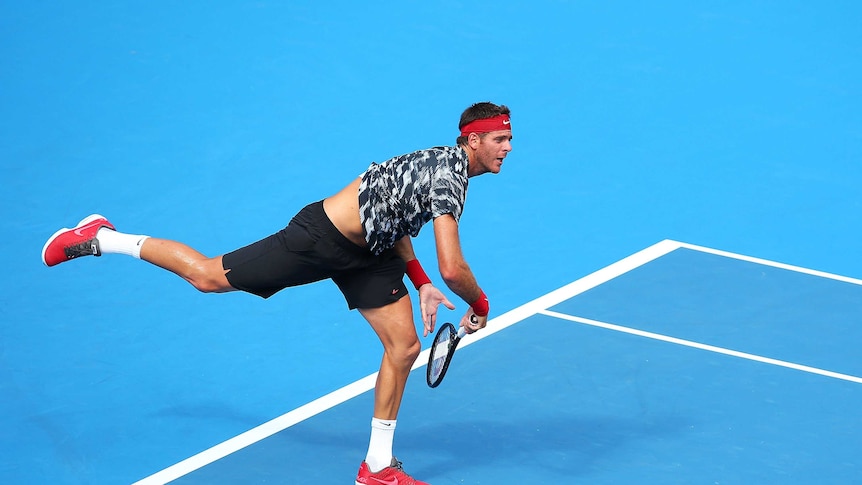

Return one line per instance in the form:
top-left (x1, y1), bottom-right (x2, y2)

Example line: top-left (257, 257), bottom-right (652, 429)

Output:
top-left (358, 146), bottom-right (469, 255)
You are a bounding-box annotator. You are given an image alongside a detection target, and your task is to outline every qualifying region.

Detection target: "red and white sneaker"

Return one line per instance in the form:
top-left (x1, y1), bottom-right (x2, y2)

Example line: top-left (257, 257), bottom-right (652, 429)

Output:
top-left (355, 458), bottom-right (429, 485)
top-left (42, 214), bottom-right (116, 267)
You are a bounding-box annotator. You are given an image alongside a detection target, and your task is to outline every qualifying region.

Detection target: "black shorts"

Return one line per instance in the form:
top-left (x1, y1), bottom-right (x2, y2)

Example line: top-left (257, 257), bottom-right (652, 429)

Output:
top-left (222, 201), bottom-right (408, 309)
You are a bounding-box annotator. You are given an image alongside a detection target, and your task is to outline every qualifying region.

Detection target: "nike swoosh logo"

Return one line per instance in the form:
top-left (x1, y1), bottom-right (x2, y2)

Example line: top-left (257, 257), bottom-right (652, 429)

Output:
top-left (73, 221), bottom-right (99, 237)
top-left (369, 477), bottom-right (399, 485)
top-left (503, 119), bottom-right (510, 125)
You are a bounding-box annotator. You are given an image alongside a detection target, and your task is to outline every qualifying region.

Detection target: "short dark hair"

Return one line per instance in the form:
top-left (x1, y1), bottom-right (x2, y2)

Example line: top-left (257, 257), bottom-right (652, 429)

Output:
top-left (456, 102), bottom-right (511, 145)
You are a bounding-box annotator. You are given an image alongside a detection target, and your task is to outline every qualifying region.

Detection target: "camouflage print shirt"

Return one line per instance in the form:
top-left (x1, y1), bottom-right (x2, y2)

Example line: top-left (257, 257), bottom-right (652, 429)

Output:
top-left (358, 146), bottom-right (470, 255)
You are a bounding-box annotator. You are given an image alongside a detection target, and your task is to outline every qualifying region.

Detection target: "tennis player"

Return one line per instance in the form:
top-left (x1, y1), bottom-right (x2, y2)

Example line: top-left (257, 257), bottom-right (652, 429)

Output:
top-left (42, 101), bottom-right (512, 485)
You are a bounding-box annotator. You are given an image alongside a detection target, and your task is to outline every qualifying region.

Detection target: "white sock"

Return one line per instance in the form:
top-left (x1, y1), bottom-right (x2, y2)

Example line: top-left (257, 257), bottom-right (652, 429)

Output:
top-left (96, 228), bottom-right (149, 259)
top-left (365, 418), bottom-right (396, 472)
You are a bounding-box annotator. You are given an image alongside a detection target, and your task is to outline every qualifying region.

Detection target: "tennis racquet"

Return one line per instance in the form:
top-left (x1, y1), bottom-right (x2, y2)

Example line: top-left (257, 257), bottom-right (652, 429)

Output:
top-left (426, 321), bottom-right (469, 388)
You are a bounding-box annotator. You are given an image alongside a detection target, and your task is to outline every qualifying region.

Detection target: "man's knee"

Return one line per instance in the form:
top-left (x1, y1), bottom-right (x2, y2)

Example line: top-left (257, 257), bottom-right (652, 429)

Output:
top-left (192, 278), bottom-right (229, 293)
top-left (389, 337), bottom-right (421, 368)
top-left (188, 259), bottom-right (232, 293)
top-left (404, 337), bottom-right (422, 360)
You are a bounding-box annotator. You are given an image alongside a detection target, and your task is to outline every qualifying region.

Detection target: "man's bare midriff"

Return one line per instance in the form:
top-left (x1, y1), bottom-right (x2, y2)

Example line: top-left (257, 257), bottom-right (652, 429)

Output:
top-left (323, 177), bottom-right (368, 248)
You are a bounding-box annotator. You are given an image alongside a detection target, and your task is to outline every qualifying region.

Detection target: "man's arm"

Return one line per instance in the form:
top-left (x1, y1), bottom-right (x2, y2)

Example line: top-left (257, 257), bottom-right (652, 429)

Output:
top-left (432, 214), bottom-right (486, 312)
top-left (393, 236), bottom-right (455, 336)
top-left (392, 236), bottom-right (419, 266)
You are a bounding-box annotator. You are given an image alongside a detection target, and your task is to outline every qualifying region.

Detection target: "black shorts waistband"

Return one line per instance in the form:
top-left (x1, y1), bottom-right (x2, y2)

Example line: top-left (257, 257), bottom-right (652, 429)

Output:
top-left (294, 200), bottom-right (371, 257)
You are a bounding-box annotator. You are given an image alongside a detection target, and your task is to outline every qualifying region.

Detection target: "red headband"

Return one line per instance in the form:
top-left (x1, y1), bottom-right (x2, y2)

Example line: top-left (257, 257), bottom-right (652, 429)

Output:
top-left (459, 114), bottom-right (511, 137)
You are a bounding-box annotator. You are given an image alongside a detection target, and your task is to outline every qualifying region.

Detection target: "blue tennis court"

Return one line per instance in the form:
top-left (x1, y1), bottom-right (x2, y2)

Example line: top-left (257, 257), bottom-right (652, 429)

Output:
top-left (136, 241), bottom-right (862, 484)
top-left (2, 2), bottom-right (861, 484)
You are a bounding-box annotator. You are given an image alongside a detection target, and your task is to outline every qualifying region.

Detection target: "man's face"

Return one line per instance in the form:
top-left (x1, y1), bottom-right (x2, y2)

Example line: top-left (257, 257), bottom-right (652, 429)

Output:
top-left (470, 130), bottom-right (512, 175)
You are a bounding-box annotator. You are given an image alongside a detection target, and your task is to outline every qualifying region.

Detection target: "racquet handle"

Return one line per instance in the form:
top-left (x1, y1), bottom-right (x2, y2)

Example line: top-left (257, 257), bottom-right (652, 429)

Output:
top-left (462, 313), bottom-right (480, 337)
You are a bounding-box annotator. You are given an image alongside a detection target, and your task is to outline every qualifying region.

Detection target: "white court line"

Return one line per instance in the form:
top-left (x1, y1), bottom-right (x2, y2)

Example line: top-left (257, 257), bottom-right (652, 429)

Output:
top-left (132, 239), bottom-right (860, 484)
top-left (133, 240), bottom-right (682, 485)
top-left (674, 241), bottom-right (862, 286)
top-left (540, 310), bottom-right (862, 385)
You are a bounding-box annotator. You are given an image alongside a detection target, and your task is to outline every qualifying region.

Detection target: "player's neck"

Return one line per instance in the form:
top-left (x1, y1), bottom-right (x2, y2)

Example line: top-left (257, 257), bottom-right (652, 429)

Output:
top-left (461, 144), bottom-right (479, 177)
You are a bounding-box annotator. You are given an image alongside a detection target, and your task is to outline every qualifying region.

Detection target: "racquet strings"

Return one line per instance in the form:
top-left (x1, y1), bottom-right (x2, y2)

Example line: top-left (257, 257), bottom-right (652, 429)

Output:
top-left (428, 324), bottom-right (455, 385)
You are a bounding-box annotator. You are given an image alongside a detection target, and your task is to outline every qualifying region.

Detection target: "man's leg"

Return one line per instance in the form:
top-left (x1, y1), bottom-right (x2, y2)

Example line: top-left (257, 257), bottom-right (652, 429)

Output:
top-left (359, 295), bottom-right (420, 420)
top-left (139, 238), bottom-right (233, 293)
top-left (356, 295), bottom-right (423, 476)
top-left (42, 214), bottom-right (233, 293)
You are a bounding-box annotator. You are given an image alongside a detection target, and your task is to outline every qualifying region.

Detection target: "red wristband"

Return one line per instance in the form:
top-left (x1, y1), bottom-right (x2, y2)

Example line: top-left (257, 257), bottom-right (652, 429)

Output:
top-left (470, 289), bottom-right (489, 317)
top-left (405, 259), bottom-right (432, 289)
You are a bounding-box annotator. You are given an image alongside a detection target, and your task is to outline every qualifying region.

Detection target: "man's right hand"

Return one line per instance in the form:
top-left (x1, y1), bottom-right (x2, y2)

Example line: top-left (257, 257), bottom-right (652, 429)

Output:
top-left (418, 284), bottom-right (455, 337)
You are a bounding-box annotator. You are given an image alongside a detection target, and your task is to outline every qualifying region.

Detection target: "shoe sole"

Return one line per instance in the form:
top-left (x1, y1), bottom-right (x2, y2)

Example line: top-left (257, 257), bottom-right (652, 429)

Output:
top-left (41, 214), bottom-right (108, 266)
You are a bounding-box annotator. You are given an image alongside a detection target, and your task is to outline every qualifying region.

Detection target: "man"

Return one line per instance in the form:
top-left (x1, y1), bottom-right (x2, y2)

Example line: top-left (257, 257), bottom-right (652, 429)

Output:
top-left (42, 101), bottom-right (513, 484)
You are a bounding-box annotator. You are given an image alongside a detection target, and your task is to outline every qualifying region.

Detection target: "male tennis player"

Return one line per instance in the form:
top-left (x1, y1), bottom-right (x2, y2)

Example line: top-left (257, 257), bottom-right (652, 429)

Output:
top-left (42, 101), bottom-right (512, 485)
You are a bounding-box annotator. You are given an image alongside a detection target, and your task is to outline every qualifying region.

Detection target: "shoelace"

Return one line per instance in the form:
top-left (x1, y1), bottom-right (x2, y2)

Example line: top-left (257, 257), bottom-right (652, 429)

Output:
top-left (64, 240), bottom-right (98, 258)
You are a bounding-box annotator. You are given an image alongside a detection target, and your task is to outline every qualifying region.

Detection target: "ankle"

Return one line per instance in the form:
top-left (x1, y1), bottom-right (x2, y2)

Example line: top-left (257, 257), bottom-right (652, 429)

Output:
top-left (96, 228), bottom-right (149, 258)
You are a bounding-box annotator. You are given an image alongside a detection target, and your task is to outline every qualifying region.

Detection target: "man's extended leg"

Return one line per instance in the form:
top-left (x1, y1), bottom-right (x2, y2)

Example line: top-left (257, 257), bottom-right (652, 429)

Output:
top-left (43, 214), bottom-right (233, 293)
top-left (138, 238), bottom-right (233, 293)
